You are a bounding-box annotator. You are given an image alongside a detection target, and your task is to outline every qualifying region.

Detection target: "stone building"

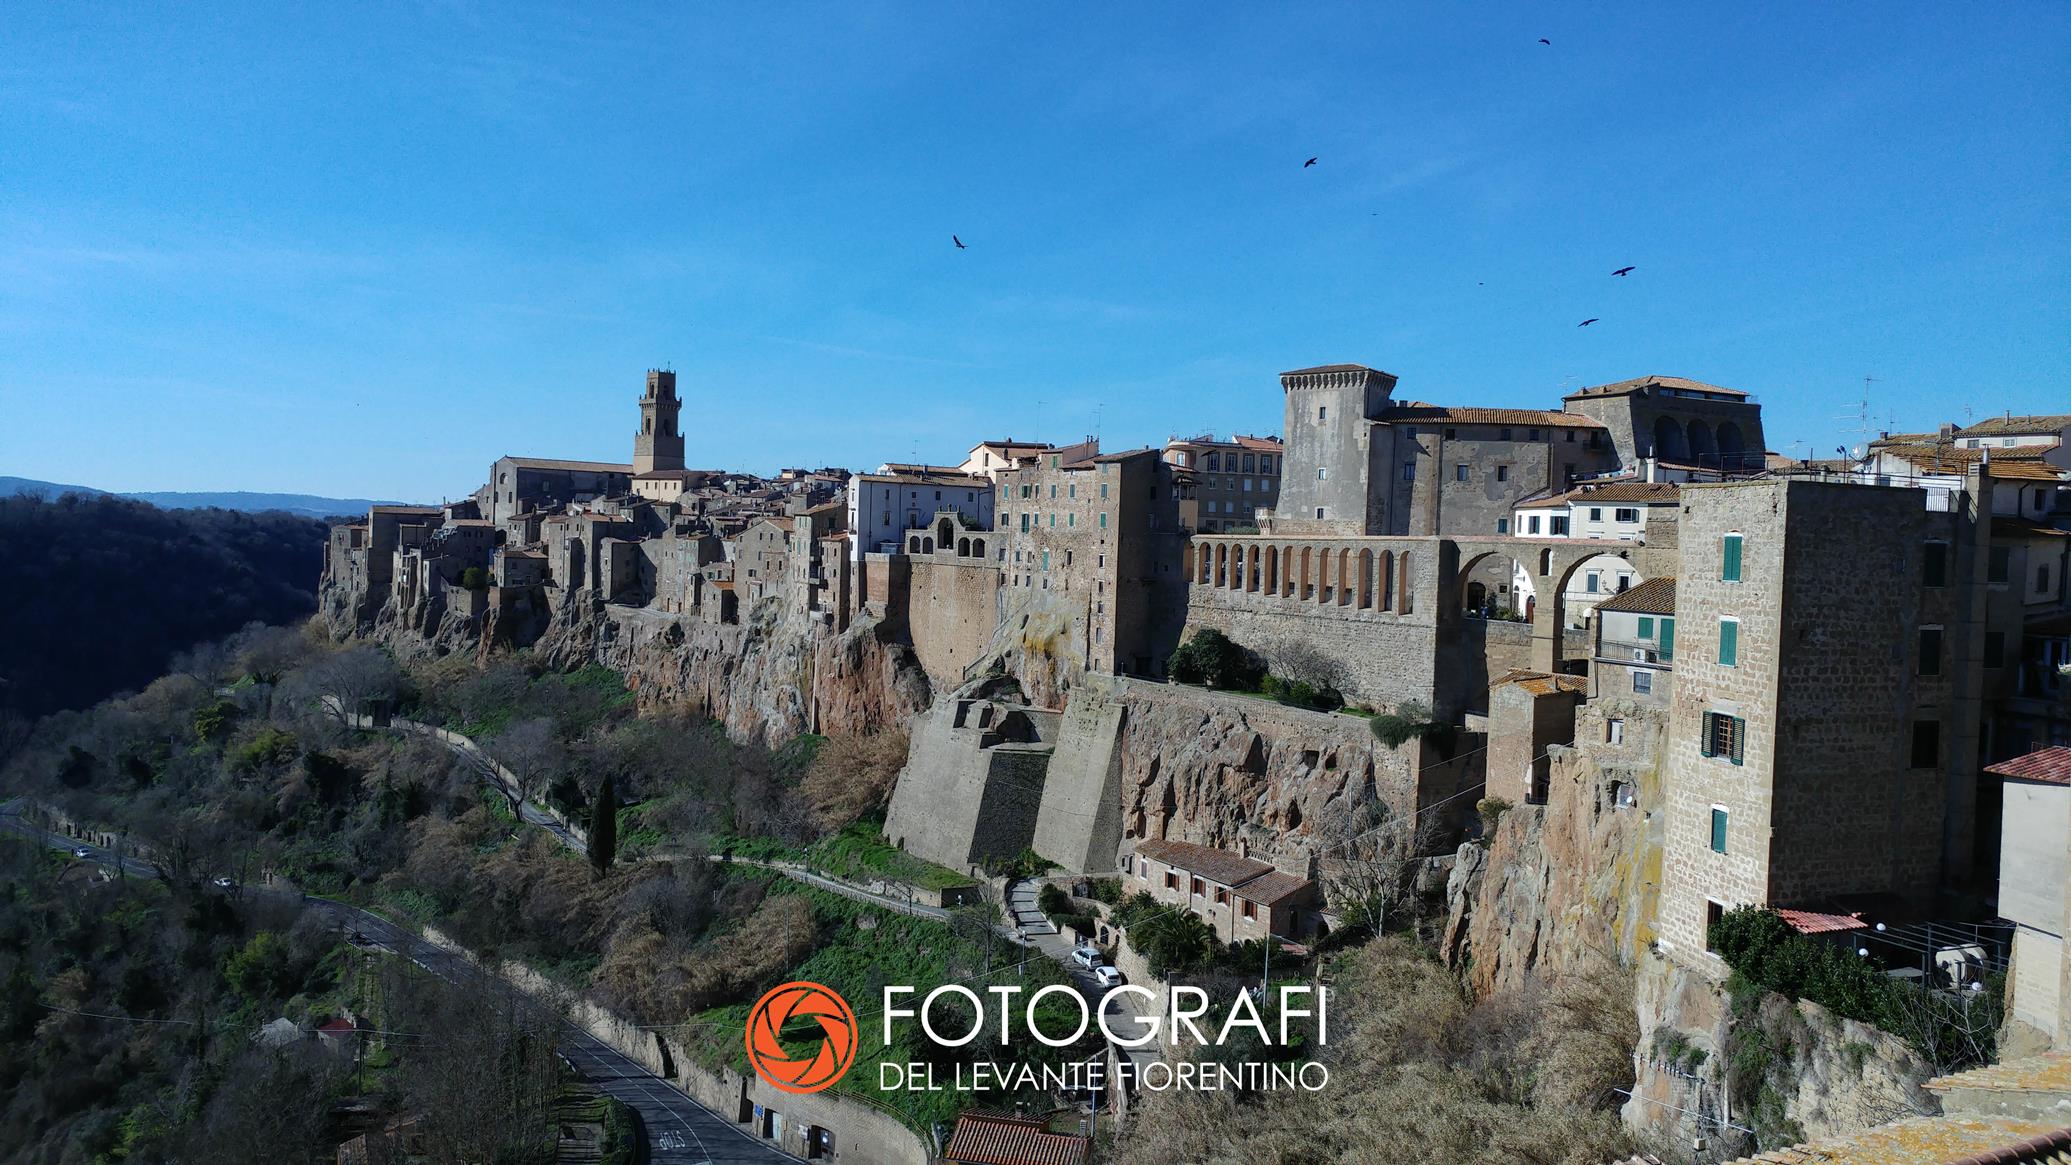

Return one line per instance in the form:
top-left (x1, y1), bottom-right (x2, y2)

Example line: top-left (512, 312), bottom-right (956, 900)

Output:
top-left (845, 467), bottom-right (994, 560)
top-left (1656, 477), bottom-right (1983, 961)
top-left (1989, 747), bottom-right (2071, 1048)
top-left (1484, 670), bottom-right (1589, 806)
top-left (959, 436), bottom-right (1098, 481)
top-left (1560, 375), bottom-right (1766, 476)
top-left (486, 456), bottom-right (632, 525)
top-left (1163, 433), bottom-right (1283, 533)
top-left (631, 368), bottom-right (685, 475)
top-left (1123, 838), bottom-right (1320, 942)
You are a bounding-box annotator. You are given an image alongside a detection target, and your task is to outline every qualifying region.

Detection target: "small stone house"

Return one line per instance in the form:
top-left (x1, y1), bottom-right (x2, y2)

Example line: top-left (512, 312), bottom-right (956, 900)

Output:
top-left (1989, 746), bottom-right (2071, 1048)
top-left (1124, 838), bottom-right (1318, 943)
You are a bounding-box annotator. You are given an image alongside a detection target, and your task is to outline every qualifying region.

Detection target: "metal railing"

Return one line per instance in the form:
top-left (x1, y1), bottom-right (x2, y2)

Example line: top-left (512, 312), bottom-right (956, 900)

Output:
top-left (1596, 638), bottom-right (1673, 665)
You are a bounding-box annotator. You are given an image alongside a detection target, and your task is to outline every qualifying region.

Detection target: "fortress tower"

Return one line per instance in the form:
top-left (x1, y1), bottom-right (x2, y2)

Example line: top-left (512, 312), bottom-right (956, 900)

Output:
top-left (1272, 363), bottom-right (1398, 535)
top-left (633, 369), bottom-right (685, 475)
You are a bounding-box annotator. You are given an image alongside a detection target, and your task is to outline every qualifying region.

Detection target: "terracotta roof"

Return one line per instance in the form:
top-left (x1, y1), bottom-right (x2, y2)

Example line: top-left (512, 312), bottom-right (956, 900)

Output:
top-left (499, 456), bottom-right (634, 473)
top-left (1594, 576), bottom-right (1676, 616)
top-left (1091, 447), bottom-right (1160, 464)
top-left (1721, 1116), bottom-right (2071, 1165)
top-left (1994, 517), bottom-right (2071, 539)
top-left (633, 469), bottom-right (715, 481)
top-left (1775, 908), bottom-right (1868, 935)
top-left (442, 518), bottom-right (493, 527)
top-left (1281, 363), bottom-right (1389, 377)
top-left (1384, 404), bottom-right (1604, 429)
top-left (1133, 839), bottom-right (1275, 888)
top-left (1870, 441), bottom-right (2055, 473)
top-left (1955, 414), bottom-right (2071, 438)
top-left (1492, 669), bottom-right (1589, 697)
top-left (857, 470), bottom-right (992, 488)
top-left (1234, 434), bottom-right (1284, 451)
top-left (1985, 461), bottom-right (2069, 482)
top-left (1928, 1051), bottom-right (2071, 1096)
top-left (1235, 870), bottom-right (1313, 907)
top-left (1985, 747), bottom-right (2071, 787)
top-left (1517, 481), bottom-right (1681, 509)
top-left (943, 1112), bottom-right (1089, 1165)
top-left (1563, 375), bottom-right (1750, 401)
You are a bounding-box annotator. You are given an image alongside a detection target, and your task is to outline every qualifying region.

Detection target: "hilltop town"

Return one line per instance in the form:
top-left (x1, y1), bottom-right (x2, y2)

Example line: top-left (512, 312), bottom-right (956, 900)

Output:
top-left (317, 363), bottom-right (2071, 1161)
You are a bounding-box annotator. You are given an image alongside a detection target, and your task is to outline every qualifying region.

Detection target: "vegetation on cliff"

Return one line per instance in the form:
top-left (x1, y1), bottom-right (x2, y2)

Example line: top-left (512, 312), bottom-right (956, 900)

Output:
top-left (0, 493), bottom-right (329, 722)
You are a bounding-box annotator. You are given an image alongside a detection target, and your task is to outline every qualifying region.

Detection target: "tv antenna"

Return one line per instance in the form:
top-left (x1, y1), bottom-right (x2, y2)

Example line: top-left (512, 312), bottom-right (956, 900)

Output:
top-left (1833, 376), bottom-right (1885, 453)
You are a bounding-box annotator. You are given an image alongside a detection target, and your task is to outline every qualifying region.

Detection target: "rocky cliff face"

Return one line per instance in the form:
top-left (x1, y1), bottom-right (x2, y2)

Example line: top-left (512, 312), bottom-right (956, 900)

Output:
top-left (322, 570), bottom-right (932, 745)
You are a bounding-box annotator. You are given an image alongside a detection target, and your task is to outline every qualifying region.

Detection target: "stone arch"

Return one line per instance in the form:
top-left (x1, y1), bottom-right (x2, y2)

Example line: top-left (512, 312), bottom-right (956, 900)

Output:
top-left (1397, 551), bottom-right (1413, 614)
top-left (1214, 542), bottom-right (1228, 587)
top-left (1298, 547), bottom-right (1314, 600)
top-left (1378, 550), bottom-right (1394, 611)
top-left (1539, 548), bottom-right (1553, 576)
top-left (1246, 545), bottom-right (1261, 592)
top-left (1264, 545), bottom-right (1279, 594)
top-left (1652, 415), bottom-right (1688, 462)
top-left (908, 534), bottom-right (923, 554)
top-left (973, 538), bottom-right (986, 558)
top-left (1687, 418), bottom-right (1717, 461)
top-left (957, 536), bottom-right (971, 556)
top-left (1456, 550), bottom-right (1520, 617)
top-left (1282, 546), bottom-right (1297, 597)
top-left (1358, 548), bottom-right (1375, 609)
top-left (921, 536), bottom-right (934, 554)
top-left (1338, 548), bottom-right (1354, 606)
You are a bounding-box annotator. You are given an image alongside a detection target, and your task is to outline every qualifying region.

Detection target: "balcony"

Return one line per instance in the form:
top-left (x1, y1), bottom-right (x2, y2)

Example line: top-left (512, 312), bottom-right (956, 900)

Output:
top-left (1596, 638), bottom-right (1673, 667)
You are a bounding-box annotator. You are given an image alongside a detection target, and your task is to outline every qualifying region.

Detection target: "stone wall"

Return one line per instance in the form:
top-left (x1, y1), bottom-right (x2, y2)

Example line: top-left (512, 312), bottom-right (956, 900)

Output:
top-left (1032, 679), bottom-right (1127, 872)
top-left (904, 556), bottom-right (1000, 690)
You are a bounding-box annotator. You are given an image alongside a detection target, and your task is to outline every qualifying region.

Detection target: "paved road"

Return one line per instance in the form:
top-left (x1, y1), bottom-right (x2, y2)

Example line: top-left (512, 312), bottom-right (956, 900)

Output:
top-left (1005, 878), bottom-right (1161, 1077)
top-left (0, 800), bottom-right (796, 1165)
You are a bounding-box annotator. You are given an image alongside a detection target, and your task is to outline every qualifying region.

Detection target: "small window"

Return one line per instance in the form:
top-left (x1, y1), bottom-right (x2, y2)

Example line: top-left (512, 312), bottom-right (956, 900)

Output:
top-left (1528, 428), bottom-right (1541, 441)
top-left (1923, 542), bottom-right (1948, 588)
top-left (1500, 428), bottom-right (1512, 441)
top-left (1241, 900), bottom-right (1257, 920)
top-left (1615, 507), bottom-right (1640, 523)
top-left (1706, 900), bottom-right (1726, 952)
top-left (1632, 669), bottom-right (1652, 694)
top-left (1164, 872), bottom-right (1177, 890)
top-left (1589, 507), bottom-right (1602, 521)
top-left (1989, 545), bottom-right (2011, 584)
top-left (1401, 464), bottom-right (1416, 481)
top-left (1718, 618), bottom-right (1739, 667)
top-left (1314, 507), bottom-right (1325, 519)
top-left (1586, 573), bottom-right (1600, 594)
top-left (1497, 518), bottom-right (1510, 534)
top-left (1318, 467), bottom-right (1328, 480)
top-left (1215, 887), bottom-right (1229, 905)
top-left (1721, 534), bottom-right (1744, 582)
top-left (1701, 712), bottom-right (1745, 764)
top-left (1445, 427), bottom-right (1458, 439)
top-left (1455, 464), bottom-right (1470, 482)
top-left (1918, 627), bottom-right (1942, 676)
top-left (1910, 720), bottom-right (1940, 769)
top-left (1317, 405), bottom-right (1327, 421)
top-left (1709, 807), bottom-right (1728, 854)
top-left (1637, 616), bottom-right (1655, 638)
top-left (1191, 877), bottom-right (1205, 896)
top-left (1497, 465), bottom-right (1510, 482)
top-left (1528, 515), bottom-right (1542, 535)
top-left (1551, 517), bottom-right (1570, 536)
top-left (1607, 718), bottom-right (1625, 745)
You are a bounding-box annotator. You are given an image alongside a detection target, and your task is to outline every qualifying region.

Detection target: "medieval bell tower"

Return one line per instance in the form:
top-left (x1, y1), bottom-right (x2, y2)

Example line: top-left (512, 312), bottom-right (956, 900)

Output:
top-left (633, 369), bottom-right (685, 475)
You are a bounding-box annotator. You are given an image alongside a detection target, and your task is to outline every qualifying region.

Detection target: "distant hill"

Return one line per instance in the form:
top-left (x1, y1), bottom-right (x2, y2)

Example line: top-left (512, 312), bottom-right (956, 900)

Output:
top-left (0, 492), bottom-right (332, 718)
top-left (0, 476), bottom-right (411, 518)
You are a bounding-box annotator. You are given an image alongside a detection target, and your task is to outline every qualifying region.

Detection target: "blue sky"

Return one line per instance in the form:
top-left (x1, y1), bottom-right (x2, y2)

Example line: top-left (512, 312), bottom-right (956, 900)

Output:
top-left (4, 3), bottom-right (2066, 501)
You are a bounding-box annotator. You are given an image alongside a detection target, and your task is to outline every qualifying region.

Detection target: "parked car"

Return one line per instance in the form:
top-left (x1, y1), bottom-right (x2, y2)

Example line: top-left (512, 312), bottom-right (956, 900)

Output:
top-left (1070, 946), bottom-right (1102, 970)
top-left (212, 876), bottom-right (237, 890)
top-left (1093, 966), bottom-right (1125, 988)
top-left (71, 846), bottom-right (92, 859)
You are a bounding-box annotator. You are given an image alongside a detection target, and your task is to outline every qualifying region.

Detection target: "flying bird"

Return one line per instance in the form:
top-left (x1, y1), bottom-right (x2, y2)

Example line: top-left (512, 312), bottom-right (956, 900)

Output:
top-left (1538, 38), bottom-right (1551, 45)
top-left (1612, 266), bottom-right (1636, 276)
top-left (952, 235), bottom-right (966, 249)
top-left (1303, 157), bottom-right (1318, 167)
top-left (1578, 318), bottom-right (1599, 327)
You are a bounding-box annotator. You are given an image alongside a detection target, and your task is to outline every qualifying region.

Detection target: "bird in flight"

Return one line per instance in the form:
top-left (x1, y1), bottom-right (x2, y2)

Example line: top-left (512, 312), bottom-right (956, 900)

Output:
top-left (952, 235), bottom-right (966, 249)
top-left (1578, 318), bottom-right (1599, 327)
top-left (1303, 157), bottom-right (1318, 168)
top-left (1612, 266), bottom-right (1636, 276)
top-left (1538, 38), bottom-right (1551, 45)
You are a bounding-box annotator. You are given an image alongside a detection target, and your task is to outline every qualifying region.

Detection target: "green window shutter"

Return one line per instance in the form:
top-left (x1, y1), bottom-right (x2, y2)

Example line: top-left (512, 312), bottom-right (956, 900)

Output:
top-left (1719, 620), bottom-right (1738, 667)
top-left (1722, 534), bottom-right (1743, 582)
top-left (1731, 717), bottom-right (1746, 765)
top-left (1637, 616), bottom-right (1654, 638)
top-left (1660, 618), bottom-right (1675, 659)
top-left (1700, 715), bottom-right (1715, 757)
top-left (1710, 808), bottom-right (1728, 853)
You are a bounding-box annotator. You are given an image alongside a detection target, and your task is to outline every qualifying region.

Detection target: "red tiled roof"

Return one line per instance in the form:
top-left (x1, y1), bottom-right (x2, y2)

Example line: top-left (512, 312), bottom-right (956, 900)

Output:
top-left (1594, 577), bottom-right (1676, 616)
top-left (1492, 669), bottom-right (1590, 697)
top-left (1233, 434), bottom-right (1284, 451)
top-left (1132, 839), bottom-right (1275, 887)
top-left (944, 1112), bottom-right (1088, 1165)
top-left (1776, 908), bottom-right (1868, 935)
top-left (1955, 414), bottom-right (2071, 438)
top-left (1986, 747), bottom-right (2071, 787)
top-left (1235, 870), bottom-right (1314, 907)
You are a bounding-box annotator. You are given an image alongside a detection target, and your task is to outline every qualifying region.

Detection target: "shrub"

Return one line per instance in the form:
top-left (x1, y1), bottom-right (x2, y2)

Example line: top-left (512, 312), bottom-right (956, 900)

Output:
top-left (1477, 797), bottom-right (1512, 835)
top-left (1086, 877), bottom-right (1123, 905)
top-left (1370, 701), bottom-right (1455, 751)
top-left (1168, 629), bottom-right (1264, 691)
top-left (459, 566), bottom-right (489, 591)
top-left (1261, 675), bottom-right (1344, 712)
top-left (1037, 883), bottom-right (1071, 918)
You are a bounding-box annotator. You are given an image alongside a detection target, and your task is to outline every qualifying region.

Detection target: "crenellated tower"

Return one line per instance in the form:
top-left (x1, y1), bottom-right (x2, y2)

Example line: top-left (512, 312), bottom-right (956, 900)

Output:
top-left (633, 369), bottom-right (685, 475)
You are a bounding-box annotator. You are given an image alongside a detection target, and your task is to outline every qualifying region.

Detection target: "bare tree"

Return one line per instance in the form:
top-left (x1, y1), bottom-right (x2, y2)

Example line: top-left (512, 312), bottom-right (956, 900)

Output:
top-left (1270, 638), bottom-right (1350, 694)
top-left (488, 717), bottom-right (562, 821)
top-left (287, 646), bottom-right (400, 733)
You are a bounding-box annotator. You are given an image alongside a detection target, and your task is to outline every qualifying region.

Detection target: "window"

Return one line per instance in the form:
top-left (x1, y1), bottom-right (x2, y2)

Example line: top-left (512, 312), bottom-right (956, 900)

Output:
top-left (1589, 507), bottom-right (1602, 522)
top-left (1528, 428), bottom-right (1540, 441)
top-left (1910, 720), bottom-right (1940, 769)
top-left (1455, 464), bottom-right (1470, 482)
top-left (1551, 517), bottom-right (1569, 536)
top-left (1721, 534), bottom-right (1743, 582)
top-left (2040, 564), bottom-right (2053, 593)
top-left (1705, 900), bottom-right (1726, 952)
top-left (1528, 515), bottom-right (1542, 535)
top-left (1099, 512), bottom-right (1108, 529)
top-left (1497, 518), bottom-right (1509, 534)
top-left (1985, 630), bottom-right (2006, 668)
top-left (1632, 669), bottom-right (1652, 694)
top-left (1041, 550), bottom-right (1049, 571)
top-left (1923, 542), bottom-right (1948, 588)
top-left (1164, 872), bottom-right (1177, 890)
top-left (1637, 616), bottom-right (1655, 638)
top-left (1401, 463), bottom-right (1416, 481)
top-left (1241, 900), bottom-right (1257, 920)
top-left (1099, 484), bottom-right (1109, 499)
top-left (1497, 465), bottom-right (1510, 482)
top-left (1586, 572), bottom-right (1600, 594)
top-left (1317, 405), bottom-right (1327, 421)
top-left (1314, 507), bottom-right (1325, 519)
top-left (1918, 627), bottom-right (1942, 676)
top-left (1500, 428), bottom-right (1512, 441)
top-left (1709, 807), bottom-right (1729, 854)
top-left (1702, 712), bottom-right (1745, 764)
top-left (1718, 618), bottom-right (1739, 667)
top-left (1067, 513), bottom-right (1075, 527)
top-left (1989, 546), bottom-right (2011, 584)
top-left (1615, 507), bottom-right (1640, 523)
top-left (1607, 718), bottom-right (1625, 745)
top-left (1191, 877), bottom-right (1205, 896)
top-left (1214, 887), bottom-right (1229, 905)
top-left (1318, 467), bottom-right (1329, 480)
top-left (1445, 427), bottom-right (1458, 439)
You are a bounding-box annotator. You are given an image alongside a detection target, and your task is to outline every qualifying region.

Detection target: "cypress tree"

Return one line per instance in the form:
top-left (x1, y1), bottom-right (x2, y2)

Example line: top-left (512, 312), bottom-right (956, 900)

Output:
top-left (589, 775), bottom-right (618, 877)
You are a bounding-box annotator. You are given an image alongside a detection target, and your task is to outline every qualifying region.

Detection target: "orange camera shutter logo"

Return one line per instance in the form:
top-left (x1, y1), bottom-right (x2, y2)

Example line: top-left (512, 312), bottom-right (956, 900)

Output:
top-left (745, 981), bottom-right (859, 1094)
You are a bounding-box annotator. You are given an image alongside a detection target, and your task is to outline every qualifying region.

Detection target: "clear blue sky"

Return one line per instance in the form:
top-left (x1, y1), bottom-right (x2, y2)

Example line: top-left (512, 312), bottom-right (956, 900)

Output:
top-left (5, 4), bottom-right (2066, 501)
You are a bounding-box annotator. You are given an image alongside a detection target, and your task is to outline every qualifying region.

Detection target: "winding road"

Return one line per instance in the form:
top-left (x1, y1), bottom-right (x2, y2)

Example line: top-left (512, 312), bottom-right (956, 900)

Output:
top-left (0, 799), bottom-right (797, 1165)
